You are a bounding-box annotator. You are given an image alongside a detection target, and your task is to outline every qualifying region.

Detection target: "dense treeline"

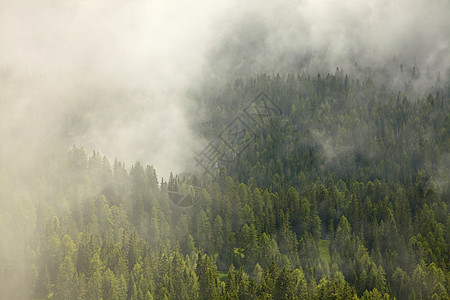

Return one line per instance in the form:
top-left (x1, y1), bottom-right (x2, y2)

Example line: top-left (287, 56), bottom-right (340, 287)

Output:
top-left (0, 67), bottom-right (448, 299)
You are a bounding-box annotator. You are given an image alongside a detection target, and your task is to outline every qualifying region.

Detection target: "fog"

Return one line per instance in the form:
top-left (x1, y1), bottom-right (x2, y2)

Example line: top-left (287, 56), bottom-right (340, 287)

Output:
top-left (0, 0), bottom-right (449, 298)
top-left (0, 0), bottom-right (230, 176)
top-left (1, 0), bottom-right (448, 177)
top-left (206, 0), bottom-right (450, 86)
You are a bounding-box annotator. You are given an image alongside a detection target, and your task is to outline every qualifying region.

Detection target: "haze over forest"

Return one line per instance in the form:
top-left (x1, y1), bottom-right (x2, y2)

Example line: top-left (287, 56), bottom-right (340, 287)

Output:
top-left (0, 0), bottom-right (449, 299)
top-left (1, 0), bottom-right (449, 174)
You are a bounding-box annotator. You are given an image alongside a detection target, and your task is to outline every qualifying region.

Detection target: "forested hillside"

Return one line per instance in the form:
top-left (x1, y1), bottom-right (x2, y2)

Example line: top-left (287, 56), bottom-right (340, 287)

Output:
top-left (0, 68), bottom-right (448, 299)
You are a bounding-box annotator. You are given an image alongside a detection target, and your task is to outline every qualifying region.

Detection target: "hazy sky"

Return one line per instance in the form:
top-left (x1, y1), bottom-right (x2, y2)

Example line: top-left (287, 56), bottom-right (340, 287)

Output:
top-left (0, 0), bottom-right (449, 176)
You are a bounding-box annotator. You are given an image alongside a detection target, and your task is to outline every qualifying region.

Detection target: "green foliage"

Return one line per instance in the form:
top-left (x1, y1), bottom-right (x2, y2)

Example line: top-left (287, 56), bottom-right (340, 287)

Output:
top-left (318, 240), bottom-right (331, 264)
top-left (1, 69), bottom-right (448, 299)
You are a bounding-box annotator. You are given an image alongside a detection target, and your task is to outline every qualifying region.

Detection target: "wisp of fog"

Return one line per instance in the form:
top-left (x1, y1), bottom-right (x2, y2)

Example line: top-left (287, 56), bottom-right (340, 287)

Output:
top-left (0, 0), bottom-right (449, 176)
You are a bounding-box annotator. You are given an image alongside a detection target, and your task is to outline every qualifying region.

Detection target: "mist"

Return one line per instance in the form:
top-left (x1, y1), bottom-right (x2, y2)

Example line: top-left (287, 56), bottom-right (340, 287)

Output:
top-left (0, 0), bottom-right (230, 177)
top-left (209, 0), bottom-right (450, 91)
top-left (0, 0), bottom-right (449, 299)
top-left (1, 0), bottom-right (449, 177)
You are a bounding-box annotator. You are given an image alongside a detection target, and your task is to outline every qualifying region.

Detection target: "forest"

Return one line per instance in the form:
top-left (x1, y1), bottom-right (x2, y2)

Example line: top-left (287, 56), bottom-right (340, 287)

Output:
top-left (0, 65), bottom-right (448, 299)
